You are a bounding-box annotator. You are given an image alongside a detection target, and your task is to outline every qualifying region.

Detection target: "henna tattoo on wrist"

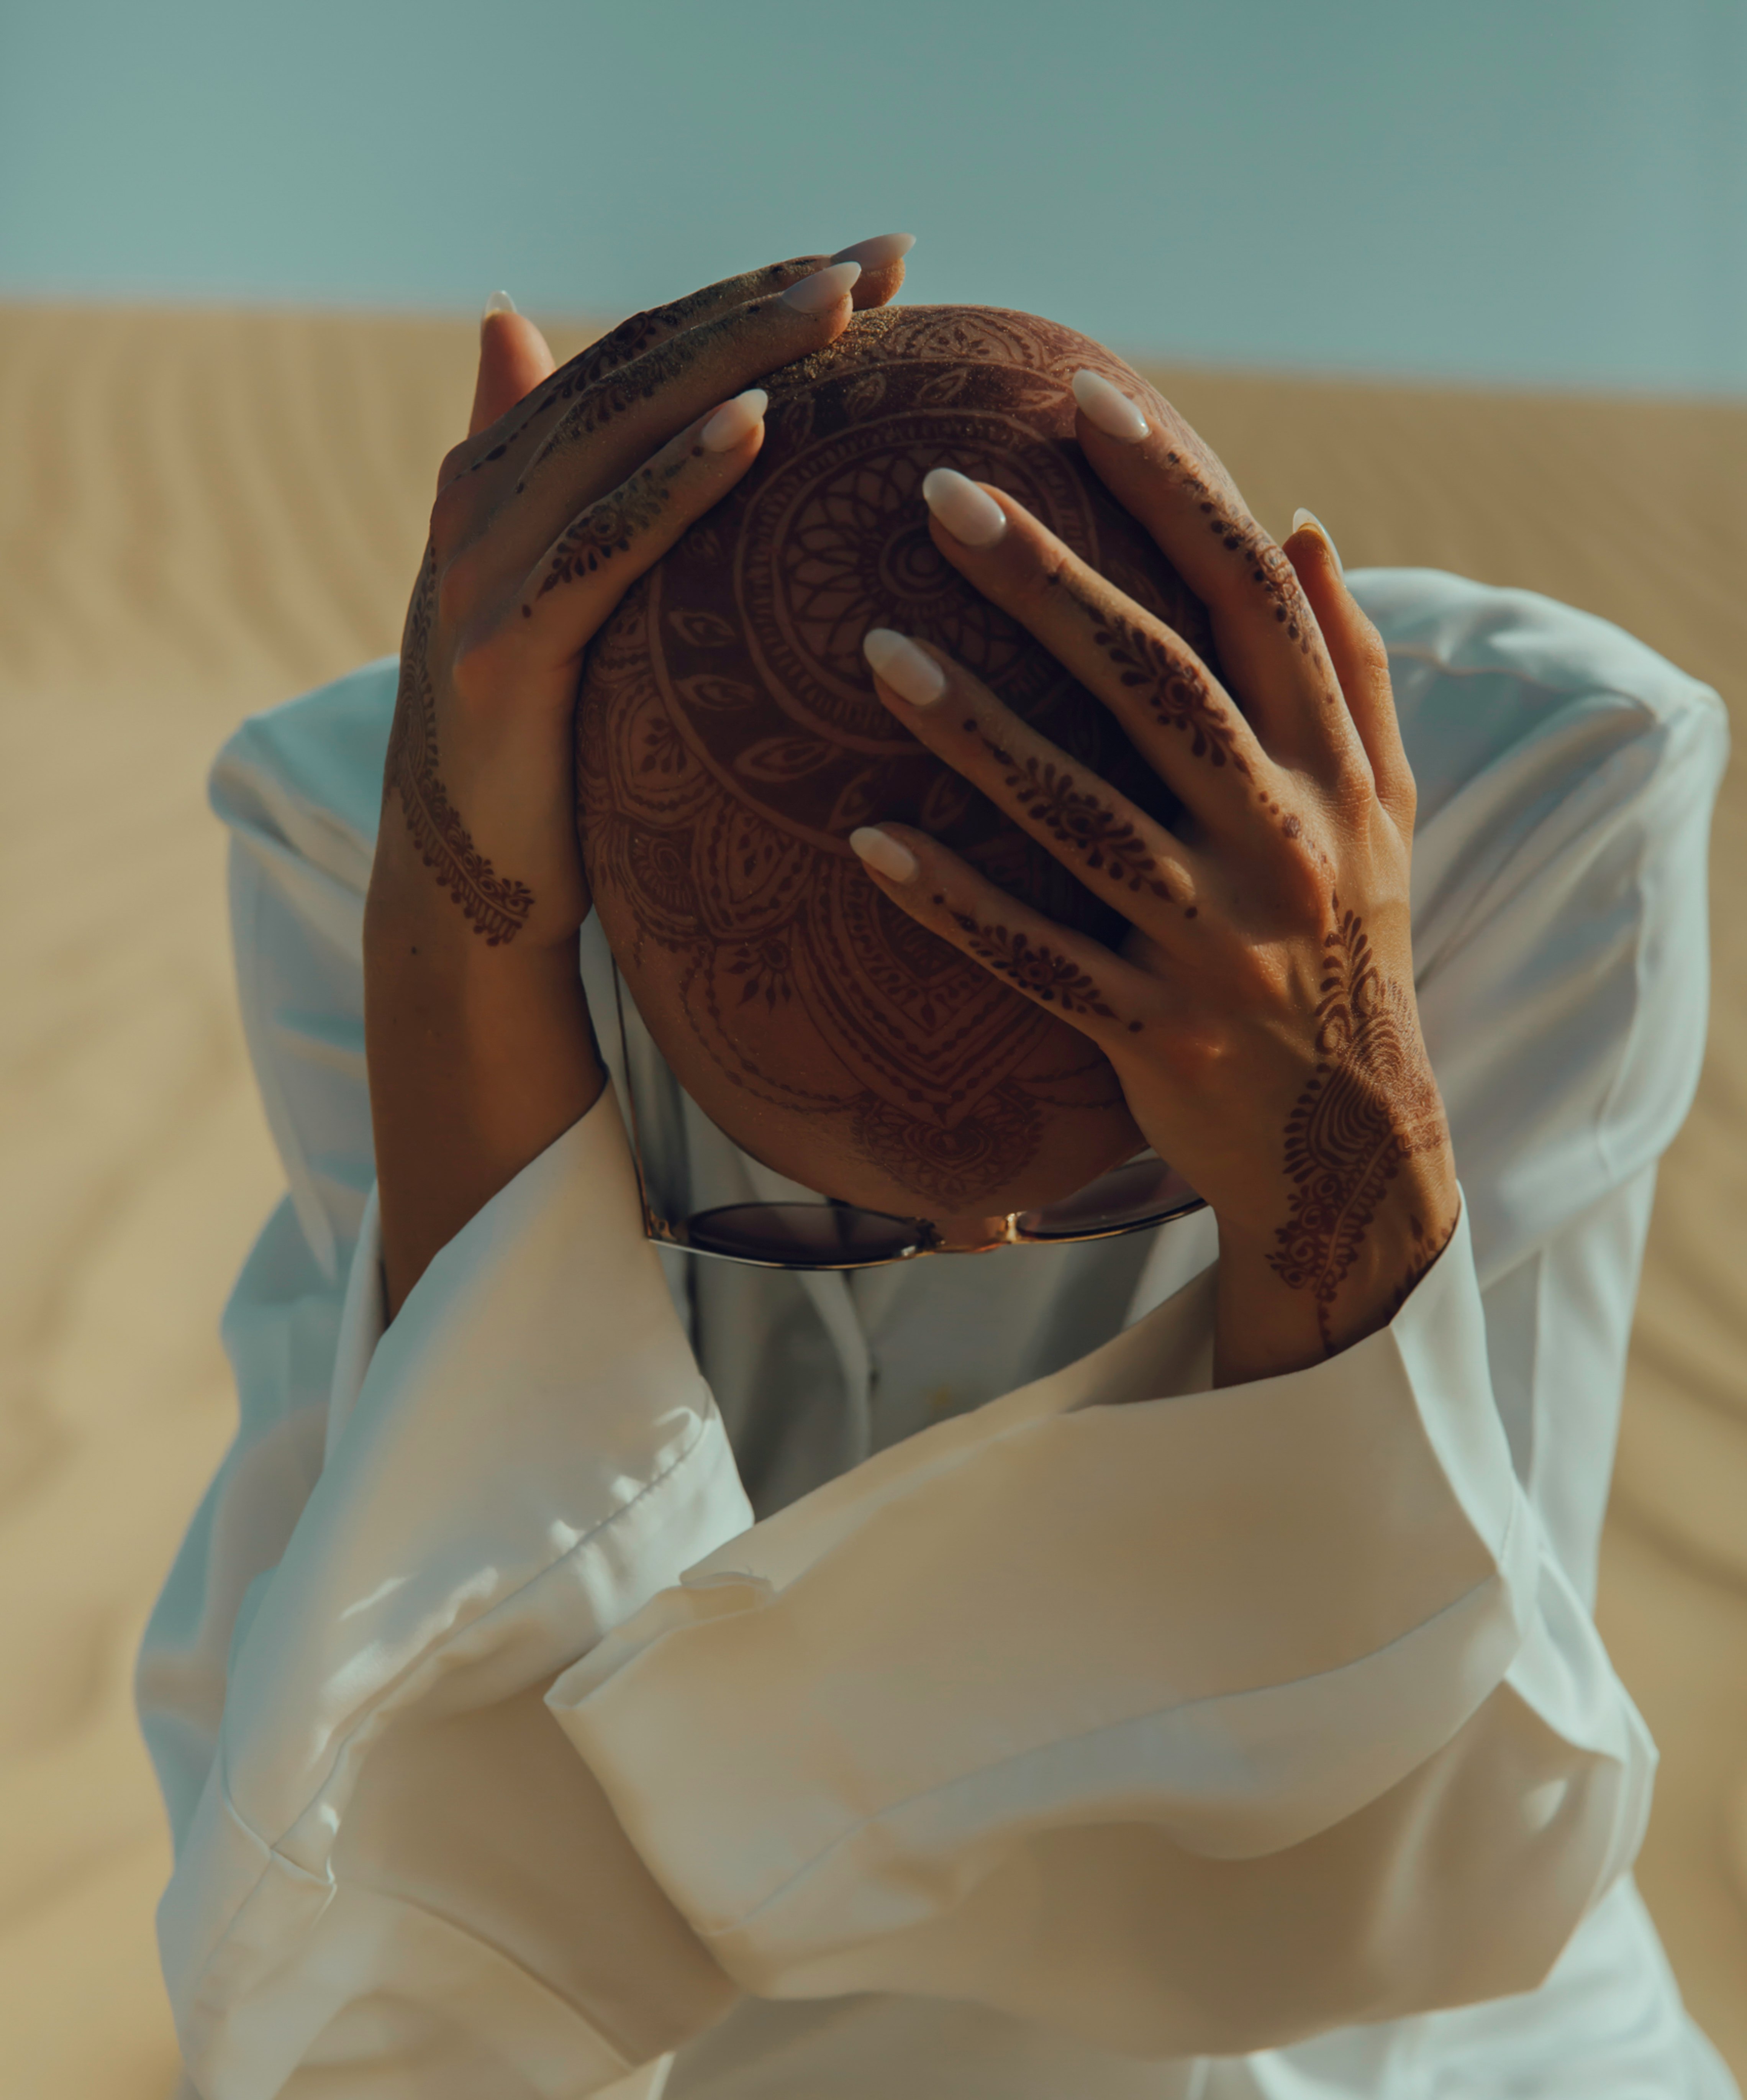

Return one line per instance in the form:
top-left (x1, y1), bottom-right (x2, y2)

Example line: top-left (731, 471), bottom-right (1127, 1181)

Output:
top-left (387, 551), bottom-right (536, 945)
top-left (969, 724), bottom-right (1170, 899)
top-left (1266, 901), bottom-right (1452, 1352)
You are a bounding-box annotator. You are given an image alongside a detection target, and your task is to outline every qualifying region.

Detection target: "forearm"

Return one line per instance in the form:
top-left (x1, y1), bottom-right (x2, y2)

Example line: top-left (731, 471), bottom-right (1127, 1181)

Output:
top-left (364, 857), bottom-right (603, 1318)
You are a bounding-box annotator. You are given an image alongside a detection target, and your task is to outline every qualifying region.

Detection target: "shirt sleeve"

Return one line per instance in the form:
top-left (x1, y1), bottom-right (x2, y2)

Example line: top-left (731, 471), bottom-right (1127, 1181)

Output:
top-left (136, 659), bottom-right (396, 1851)
top-left (151, 583), bottom-right (1729, 2093)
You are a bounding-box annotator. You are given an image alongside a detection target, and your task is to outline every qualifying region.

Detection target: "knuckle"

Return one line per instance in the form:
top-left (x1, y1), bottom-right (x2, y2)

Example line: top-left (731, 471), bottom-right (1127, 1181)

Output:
top-left (428, 471), bottom-right (474, 552)
top-left (433, 544), bottom-right (486, 631)
top-left (1015, 540), bottom-right (1076, 614)
top-left (449, 628), bottom-right (512, 710)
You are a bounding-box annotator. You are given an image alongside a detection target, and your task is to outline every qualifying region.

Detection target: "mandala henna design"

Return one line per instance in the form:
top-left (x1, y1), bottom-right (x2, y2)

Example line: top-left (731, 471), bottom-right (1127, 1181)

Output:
top-left (577, 308), bottom-right (1216, 1210)
top-left (388, 552), bottom-right (536, 945)
top-left (1091, 610), bottom-right (1253, 776)
top-left (848, 1082), bottom-right (1042, 1212)
top-left (1267, 902), bottom-right (1450, 1351)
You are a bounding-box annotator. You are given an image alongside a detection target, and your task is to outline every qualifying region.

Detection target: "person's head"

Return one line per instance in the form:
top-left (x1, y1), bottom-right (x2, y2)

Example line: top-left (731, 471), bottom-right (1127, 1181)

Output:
top-left (578, 306), bottom-right (1216, 1235)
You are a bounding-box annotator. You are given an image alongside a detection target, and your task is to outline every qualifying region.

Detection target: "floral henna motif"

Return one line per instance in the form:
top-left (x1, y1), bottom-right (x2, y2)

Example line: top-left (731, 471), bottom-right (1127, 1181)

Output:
top-left (526, 457), bottom-right (685, 610)
top-left (1091, 611), bottom-right (1253, 776)
top-left (1267, 902), bottom-right (1450, 1351)
top-left (948, 908), bottom-right (1120, 1023)
top-left (973, 728), bottom-right (1170, 899)
top-left (388, 553), bottom-right (536, 945)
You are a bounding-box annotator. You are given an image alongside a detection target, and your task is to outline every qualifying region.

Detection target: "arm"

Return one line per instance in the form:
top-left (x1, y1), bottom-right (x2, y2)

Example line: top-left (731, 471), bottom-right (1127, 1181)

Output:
top-left (365, 241), bottom-right (914, 1315)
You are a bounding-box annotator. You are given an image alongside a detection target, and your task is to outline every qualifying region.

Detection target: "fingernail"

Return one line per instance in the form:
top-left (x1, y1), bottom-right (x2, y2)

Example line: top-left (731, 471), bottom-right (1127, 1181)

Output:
top-left (921, 468), bottom-right (1007, 548)
top-left (1291, 507), bottom-right (1344, 577)
top-left (700, 388), bottom-right (769, 453)
top-left (782, 260), bottom-right (862, 314)
top-left (482, 289), bottom-right (517, 322)
top-left (864, 627), bottom-right (947, 707)
top-left (850, 826), bottom-right (920, 883)
top-left (831, 232), bottom-right (916, 269)
top-left (1072, 369), bottom-right (1149, 444)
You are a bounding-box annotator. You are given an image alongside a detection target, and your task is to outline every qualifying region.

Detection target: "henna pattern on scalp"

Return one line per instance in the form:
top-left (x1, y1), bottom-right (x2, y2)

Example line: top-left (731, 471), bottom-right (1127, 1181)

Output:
top-left (577, 307), bottom-right (1215, 1209)
top-left (1090, 609), bottom-right (1253, 775)
top-left (1267, 901), bottom-right (1450, 1351)
top-left (388, 551), bottom-right (536, 945)
top-left (970, 725), bottom-right (1170, 898)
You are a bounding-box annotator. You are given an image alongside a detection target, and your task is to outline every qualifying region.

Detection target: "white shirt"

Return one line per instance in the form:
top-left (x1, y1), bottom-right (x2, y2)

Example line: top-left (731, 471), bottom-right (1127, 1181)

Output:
top-left (138, 569), bottom-right (1736, 2099)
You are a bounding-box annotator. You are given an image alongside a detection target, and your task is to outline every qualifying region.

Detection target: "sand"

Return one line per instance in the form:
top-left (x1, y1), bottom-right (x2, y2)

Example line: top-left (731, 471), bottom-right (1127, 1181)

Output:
top-left (0, 303), bottom-right (1741, 2096)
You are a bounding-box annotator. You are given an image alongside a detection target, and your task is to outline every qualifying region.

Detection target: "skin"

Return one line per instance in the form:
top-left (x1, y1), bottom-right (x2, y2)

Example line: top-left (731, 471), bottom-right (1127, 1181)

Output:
top-left (365, 246), bottom-right (910, 1315)
top-left (366, 258), bottom-right (1460, 1387)
top-left (856, 420), bottom-right (1459, 1383)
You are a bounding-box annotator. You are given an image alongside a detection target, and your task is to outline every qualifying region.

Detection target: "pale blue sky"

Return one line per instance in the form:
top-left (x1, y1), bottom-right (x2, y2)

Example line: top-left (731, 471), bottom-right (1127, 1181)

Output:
top-left (3, 0), bottom-right (1744, 389)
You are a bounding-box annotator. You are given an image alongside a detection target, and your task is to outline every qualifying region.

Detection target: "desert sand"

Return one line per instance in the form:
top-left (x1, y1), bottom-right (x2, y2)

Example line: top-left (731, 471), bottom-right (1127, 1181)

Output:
top-left (0, 302), bottom-right (1741, 2096)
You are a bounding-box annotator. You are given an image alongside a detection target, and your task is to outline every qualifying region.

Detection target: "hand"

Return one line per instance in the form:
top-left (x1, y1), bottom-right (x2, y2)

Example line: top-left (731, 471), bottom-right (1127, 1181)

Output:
top-left (848, 372), bottom-right (1459, 1385)
top-left (365, 238), bottom-right (915, 1315)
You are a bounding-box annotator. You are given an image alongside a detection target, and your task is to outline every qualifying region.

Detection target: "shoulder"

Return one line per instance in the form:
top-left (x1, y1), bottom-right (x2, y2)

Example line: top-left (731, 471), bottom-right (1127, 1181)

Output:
top-left (208, 655), bottom-right (398, 897)
top-left (1355, 567), bottom-right (1727, 830)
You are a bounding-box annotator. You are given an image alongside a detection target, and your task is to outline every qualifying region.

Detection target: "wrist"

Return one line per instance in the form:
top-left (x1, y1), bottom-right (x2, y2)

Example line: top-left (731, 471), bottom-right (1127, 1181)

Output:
top-left (1211, 1158), bottom-right (1460, 1385)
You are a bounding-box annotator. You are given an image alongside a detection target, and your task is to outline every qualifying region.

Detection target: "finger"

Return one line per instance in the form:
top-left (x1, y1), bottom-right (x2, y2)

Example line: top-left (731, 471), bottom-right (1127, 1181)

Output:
top-left (861, 627), bottom-right (1204, 937)
top-left (915, 469), bottom-right (1278, 835)
top-left (445, 235), bottom-right (911, 491)
top-left (469, 294), bottom-right (558, 438)
top-left (482, 260), bottom-right (865, 579)
top-left (1283, 513), bottom-right (1414, 826)
top-left (1067, 369), bottom-right (1366, 779)
top-left (507, 387), bottom-right (770, 669)
top-left (846, 821), bottom-right (1165, 1048)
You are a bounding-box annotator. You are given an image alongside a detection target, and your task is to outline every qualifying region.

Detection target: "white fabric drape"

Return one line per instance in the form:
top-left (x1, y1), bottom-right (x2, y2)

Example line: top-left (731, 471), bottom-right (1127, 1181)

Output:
top-left (137, 571), bottom-right (1736, 2097)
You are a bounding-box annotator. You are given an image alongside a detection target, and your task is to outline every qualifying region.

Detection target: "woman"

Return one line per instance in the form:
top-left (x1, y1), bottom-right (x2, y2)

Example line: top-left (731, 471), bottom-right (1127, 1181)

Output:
top-left (140, 235), bottom-right (1734, 2096)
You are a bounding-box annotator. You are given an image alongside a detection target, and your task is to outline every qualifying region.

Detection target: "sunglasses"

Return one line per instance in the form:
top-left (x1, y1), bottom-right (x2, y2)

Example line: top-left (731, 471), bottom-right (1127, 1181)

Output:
top-left (611, 964), bottom-right (1205, 1271)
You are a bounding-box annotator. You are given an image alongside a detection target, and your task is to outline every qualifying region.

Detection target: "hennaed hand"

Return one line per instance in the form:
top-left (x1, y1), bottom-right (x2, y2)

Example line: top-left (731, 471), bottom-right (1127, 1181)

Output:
top-left (365, 236), bottom-right (914, 1313)
top-left (851, 372), bottom-right (1459, 1384)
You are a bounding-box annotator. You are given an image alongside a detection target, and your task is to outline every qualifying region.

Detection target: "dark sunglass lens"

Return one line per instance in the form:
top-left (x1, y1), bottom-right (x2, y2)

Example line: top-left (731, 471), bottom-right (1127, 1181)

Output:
top-left (1017, 1157), bottom-right (1204, 1239)
top-left (684, 1203), bottom-right (928, 1266)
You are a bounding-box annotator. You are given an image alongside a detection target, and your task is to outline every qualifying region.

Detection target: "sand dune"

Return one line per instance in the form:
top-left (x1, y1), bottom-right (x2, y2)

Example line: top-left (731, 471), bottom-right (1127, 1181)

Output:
top-left (0, 302), bottom-right (1741, 2096)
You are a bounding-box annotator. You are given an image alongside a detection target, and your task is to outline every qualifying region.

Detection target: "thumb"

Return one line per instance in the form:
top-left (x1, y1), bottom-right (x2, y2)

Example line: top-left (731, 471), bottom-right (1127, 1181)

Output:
top-left (469, 293), bottom-right (557, 436)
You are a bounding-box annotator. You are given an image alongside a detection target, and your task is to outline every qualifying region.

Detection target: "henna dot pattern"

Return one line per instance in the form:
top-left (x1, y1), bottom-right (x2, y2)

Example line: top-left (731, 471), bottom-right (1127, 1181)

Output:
top-left (577, 307), bottom-right (1219, 1217)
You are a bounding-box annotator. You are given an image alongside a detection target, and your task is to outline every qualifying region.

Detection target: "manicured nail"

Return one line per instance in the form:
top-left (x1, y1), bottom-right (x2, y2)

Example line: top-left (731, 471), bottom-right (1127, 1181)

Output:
top-left (1291, 507), bottom-right (1344, 576)
top-left (921, 468), bottom-right (1007, 548)
top-left (700, 388), bottom-right (769, 453)
top-left (864, 627), bottom-right (947, 706)
top-left (480, 290), bottom-right (517, 337)
top-left (831, 232), bottom-right (917, 269)
top-left (850, 826), bottom-right (920, 883)
top-left (782, 260), bottom-right (862, 314)
top-left (1072, 369), bottom-right (1149, 444)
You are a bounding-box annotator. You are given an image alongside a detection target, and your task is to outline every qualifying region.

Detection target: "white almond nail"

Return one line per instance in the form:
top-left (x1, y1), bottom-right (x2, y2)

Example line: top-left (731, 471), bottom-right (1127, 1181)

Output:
top-left (782, 260), bottom-right (862, 314)
top-left (482, 289), bottom-right (518, 320)
top-left (864, 628), bottom-right (947, 706)
top-left (1072, 369), bottom-right (1150, 443)
top-left (699, 389), bottom-right (769, 453)
top-left (831, 232), bottom-right (917, 268)
top-left (1291, 507), bottom-right (1344, 576)
top-left (850, 827), bottom-right (920, 882)
top-left (921, 468), bottom-right (1007, 548)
